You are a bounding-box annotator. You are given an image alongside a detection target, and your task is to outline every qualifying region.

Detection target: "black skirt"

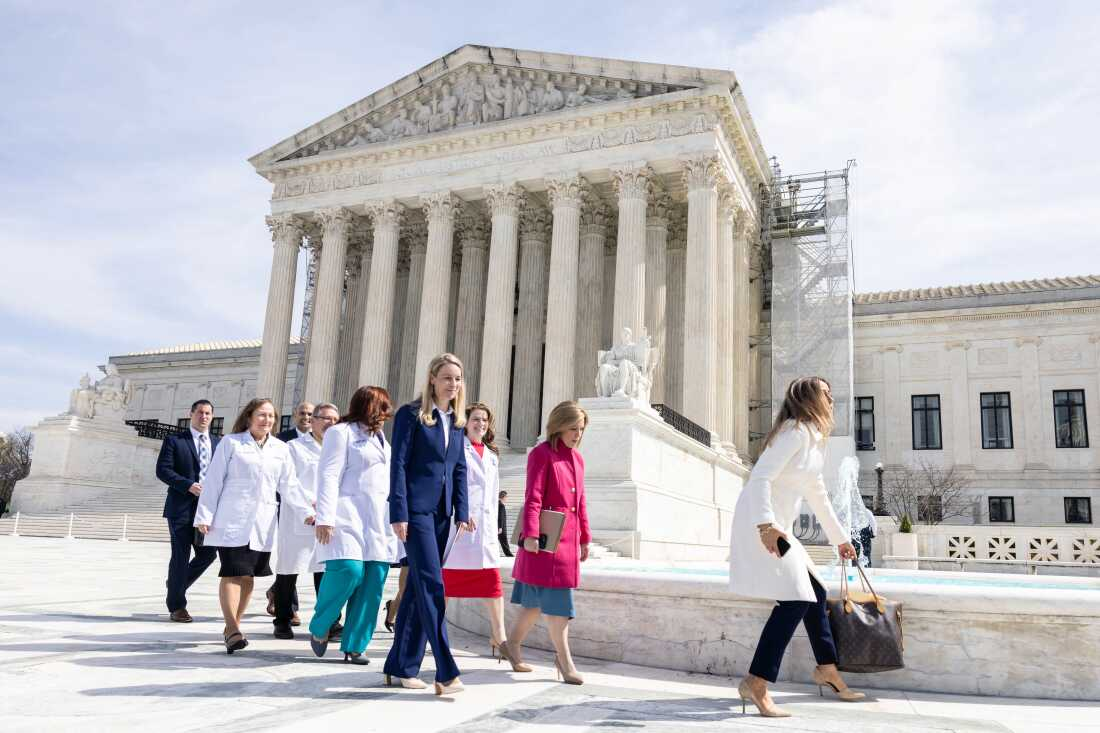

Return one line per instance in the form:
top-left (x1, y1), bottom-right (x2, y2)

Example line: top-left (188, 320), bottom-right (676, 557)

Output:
top-left (217, 545), bottom-right (273, 578)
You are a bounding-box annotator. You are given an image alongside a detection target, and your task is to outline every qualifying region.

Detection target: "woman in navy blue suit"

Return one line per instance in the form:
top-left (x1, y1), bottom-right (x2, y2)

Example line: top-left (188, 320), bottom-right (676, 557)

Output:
top-left (384, 352), bottom-right (472, 695)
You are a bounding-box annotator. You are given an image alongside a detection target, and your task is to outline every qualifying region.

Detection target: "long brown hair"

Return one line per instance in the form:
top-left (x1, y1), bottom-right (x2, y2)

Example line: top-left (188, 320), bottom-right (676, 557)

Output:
top-left (762, 376), bottom-right (834, 449)
top-left (342, 386), bottom-right (393, 433)
top-left (545, 401), bottom-right (589, 450)
top-left (231, 398), bottom-right (278, 435)
top-left (417, 353), bottom-right (467, 428)
top-left (465, 402), bottom-right (500, 455)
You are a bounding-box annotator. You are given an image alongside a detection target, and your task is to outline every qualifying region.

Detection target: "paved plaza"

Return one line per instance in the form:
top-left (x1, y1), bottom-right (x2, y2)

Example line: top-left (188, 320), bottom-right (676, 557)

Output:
top-left (0, 535), bottom-right (1096, 733)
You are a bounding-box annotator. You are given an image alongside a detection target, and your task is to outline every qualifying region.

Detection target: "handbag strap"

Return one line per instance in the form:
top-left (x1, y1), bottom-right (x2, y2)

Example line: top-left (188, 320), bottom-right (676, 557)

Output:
top-left (850, 560), bottom-right (886, 614)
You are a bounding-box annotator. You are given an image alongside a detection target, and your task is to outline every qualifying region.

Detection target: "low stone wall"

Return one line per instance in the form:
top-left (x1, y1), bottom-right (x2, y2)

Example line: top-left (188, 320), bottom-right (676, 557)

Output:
top-left (450, 560), bottom-right (1100, 701)
top-left (883, 524), bottom-right (1100, 574)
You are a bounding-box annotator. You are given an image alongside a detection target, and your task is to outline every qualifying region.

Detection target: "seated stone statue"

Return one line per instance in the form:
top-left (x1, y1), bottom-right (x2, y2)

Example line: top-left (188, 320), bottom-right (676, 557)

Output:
top-left (595, 326), bottom-right (659, 404)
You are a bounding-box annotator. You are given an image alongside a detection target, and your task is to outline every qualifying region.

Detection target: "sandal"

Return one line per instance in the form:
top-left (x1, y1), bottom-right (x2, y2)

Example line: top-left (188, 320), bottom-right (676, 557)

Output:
top-left (224, 630), bottom-right (248, 655)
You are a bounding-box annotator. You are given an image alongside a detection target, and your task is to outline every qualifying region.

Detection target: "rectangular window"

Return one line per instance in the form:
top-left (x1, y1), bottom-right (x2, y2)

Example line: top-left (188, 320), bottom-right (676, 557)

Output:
top-left (280, 415), bottom-right (293, 432)
top-left (917, 494), bottom-right (943, 523)
top-left (855, 396), bottom-right (875, 450)
top-left (210, 417), bottom-right (225, 438)
top-left (176, 418), bottom-right (189, 431)
top-left (988, 496), bottom-right (1015, 523)
top-left (980, 392), bottom-right (1014, 449)
top-left (1054, 390), bottom-right (1089, 448)
top-left (1065, 497), bottom-right (1093, 524)
top-left (911, 394), bottom-right (942, 450)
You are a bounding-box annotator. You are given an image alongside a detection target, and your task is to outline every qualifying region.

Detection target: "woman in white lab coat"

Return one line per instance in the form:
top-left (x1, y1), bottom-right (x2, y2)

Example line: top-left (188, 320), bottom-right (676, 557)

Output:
top-left (442, 402), bottom-right (526, 672)
top-left (728, 377), bottom-right (862, 718)
top-left (271, 402), bottom-right (340, 639)
top-left (308, 385), bottom-right (403, 664)
top-left (194, 398), bottom-right (297, 654)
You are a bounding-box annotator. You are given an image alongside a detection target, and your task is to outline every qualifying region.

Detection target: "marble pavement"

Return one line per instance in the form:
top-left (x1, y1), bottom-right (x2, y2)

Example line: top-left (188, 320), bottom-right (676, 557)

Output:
top-left (0, 536), bottom-right (1096, 733)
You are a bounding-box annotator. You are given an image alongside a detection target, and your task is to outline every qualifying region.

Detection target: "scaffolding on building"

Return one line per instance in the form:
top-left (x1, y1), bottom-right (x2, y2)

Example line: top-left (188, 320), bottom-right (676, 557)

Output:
top-left (760, 159), bottom-right (856, 436)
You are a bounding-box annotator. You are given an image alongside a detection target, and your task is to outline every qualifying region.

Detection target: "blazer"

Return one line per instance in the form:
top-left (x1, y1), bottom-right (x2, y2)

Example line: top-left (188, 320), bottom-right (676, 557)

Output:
top-left (277, 427), bottom-right (304, 443)
top-left (443, 438), bottom-right (501, 570)
top-left (314, 422), bottom-right (403, 564)
top-left (388, 401), bottom-right (468, 524)
top-left (156, 430), bottom-right (220, 522)
top-left (511, 441), bottom-right (590, 589)
top-left (498, 501), bottom-right (507, 535)
top-left (728, 421), bottom-right (847, 602)
top-left (192, 432), bottom-right (297, 551)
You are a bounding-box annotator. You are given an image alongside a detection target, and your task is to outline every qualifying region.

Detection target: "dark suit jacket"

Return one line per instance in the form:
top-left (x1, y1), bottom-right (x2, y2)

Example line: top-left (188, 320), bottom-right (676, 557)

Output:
top-left (388, 401), bottom-right (468, 524)
top-left (276, 427), bottom-right (301, 443)
top-left (156, 431), bottom-right (220, 522)
top-left (498, 501), bottom-right (507, 535)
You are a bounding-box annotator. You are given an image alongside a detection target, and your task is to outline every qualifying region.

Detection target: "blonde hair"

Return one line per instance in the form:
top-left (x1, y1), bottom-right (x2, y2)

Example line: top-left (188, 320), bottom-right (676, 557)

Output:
top-left (545, 401), bottom-right (589, 450)
top-left (762, 376), bottom-right (834, 449)
top-left (417, 353), bottom-right (467, 428)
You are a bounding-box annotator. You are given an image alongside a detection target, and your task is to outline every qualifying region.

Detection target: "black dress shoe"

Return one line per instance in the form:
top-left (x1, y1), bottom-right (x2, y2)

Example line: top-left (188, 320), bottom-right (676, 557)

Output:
top-left (273, 625), bottom-right (294, 640)
top-left (343, 652), bottom-right (369, 665)
top-left (169, 609), bottom-right (193, 623)
top-left (310, 634), bottom-right (329, 657)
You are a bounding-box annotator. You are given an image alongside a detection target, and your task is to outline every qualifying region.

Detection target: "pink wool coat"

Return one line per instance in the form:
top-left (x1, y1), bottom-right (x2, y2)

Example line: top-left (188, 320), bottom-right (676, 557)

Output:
top-left (511, 440), bottom-right (591, 589)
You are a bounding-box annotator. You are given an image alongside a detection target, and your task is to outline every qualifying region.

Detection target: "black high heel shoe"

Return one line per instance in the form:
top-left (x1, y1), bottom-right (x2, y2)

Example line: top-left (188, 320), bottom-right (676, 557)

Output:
top-left (383, 600), bottom-right (395, 633)
top-left (343, 652), bottom-right (369, 665)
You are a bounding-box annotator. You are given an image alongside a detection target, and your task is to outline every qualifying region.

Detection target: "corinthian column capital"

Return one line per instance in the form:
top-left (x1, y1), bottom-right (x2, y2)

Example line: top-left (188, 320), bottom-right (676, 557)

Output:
top-left (485, 183), bottom-right (525, 217)
top-left (458, 209), bottom-right (490, 249)
top-left (365, 199), bottom-right (405, 229)
top-left (546, 174), bottom-right (587, 210)
top-left (682, 154), bottom-right (720, 191)
top-left (317, 207), bottom-right (354, 238)
top-left (265, 213), bottom-right (303, 243)
top-left (421, 191), bottom-right (460, 224)
top-left (519, 203), bottom-right (552, 242)
top-left (611, 163), bottom-right (652, 202)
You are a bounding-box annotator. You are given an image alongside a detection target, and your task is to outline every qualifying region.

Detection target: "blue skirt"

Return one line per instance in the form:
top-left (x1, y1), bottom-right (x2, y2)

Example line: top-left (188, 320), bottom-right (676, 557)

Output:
top-left (510, 580), bottom-right (575, 619)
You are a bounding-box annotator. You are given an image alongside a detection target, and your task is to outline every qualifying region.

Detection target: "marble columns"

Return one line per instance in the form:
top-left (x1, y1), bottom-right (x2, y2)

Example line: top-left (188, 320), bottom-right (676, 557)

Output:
top-left (611, 164), bottom-right (650, 339)
top-left (542, 175), bottom-right (585, 428)
top-left (665, 212), bottom-right (687, 412)
top-left (257, 214), bottom-right (302, 403)
top-left (510, 205), bottom-right (551, 447)
top-left (454, 212), bottom-right (490, 397)
top-left (359, 199), bottom-right (404, 387)
top-left (575, 203), bottom-right (609, 398)
top-left (334, 228), bottom-right (371, 408)
top-left (415, 192), bottom-right (459, 381)
top-left (398, 224), bottom-right (428, 401)
top-left (388, 251), bottom-right (410, 401)
top-left (732, 215), bottom-right (754, 454)
top-left (645, 198), bottom-right (670, 404)
top-left (716, 193), bottom-right (738, 452)
top-left (602, 228), bottom-right (616, 348)
top-left (303, 207), bottom-right (353, 403)
top-left (682, 156), bottom-right (720, 432)
top-left (479, 184), bottom-right (524, 442)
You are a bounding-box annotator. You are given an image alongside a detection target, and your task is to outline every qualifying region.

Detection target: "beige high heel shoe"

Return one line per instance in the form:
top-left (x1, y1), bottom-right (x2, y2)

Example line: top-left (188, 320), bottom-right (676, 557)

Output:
top-left (554, 655), bottom-right (584, 685)
top-left (434, 676), bottom-right (464, 696)
top-left (384, 674), bottom-right (427, 689)
top-left (492, 639), bottom-right (533, 672)
top-left (737, 678), bottom-right (791, 718)
top-left (812, 666), bottom-right (866, 702)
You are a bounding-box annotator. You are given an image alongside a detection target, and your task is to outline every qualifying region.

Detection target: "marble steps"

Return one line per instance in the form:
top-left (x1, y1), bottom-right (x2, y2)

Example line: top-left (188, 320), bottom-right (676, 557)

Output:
top-left (804, 543), bottom-right (838, 565)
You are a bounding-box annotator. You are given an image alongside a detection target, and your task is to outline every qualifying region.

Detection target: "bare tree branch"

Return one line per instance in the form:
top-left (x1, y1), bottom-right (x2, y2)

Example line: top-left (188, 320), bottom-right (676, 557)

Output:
top-left (0, 429), bottom-right (34, 510)
top-left (882, 458), bottom-right (976, 526)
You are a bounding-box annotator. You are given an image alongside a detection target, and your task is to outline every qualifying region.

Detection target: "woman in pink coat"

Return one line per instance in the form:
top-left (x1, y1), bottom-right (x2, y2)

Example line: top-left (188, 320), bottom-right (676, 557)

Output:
top-left (508, 401), bottom-right (590, 685)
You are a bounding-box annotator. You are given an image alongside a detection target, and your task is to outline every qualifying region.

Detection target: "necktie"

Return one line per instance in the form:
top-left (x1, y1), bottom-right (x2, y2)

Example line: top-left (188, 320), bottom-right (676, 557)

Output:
top-left (198, 434), bottom-right (209, 482)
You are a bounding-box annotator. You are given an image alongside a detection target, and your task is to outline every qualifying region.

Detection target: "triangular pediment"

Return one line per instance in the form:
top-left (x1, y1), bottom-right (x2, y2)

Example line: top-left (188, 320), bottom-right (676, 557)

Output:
top-left (250, 45), bottom-right (741, 169)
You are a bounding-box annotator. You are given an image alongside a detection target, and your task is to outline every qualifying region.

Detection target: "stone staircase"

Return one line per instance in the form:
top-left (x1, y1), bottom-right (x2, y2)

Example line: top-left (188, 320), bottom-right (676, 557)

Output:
top-left (0, 485), bottom-right (168, 542)
top-left (804, 543), bottom-right (838, 565)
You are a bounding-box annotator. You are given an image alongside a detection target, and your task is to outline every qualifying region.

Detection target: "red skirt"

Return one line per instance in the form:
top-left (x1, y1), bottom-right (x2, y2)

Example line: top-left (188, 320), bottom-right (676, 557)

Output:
top-left (442, 568), bottom-right (502, 598)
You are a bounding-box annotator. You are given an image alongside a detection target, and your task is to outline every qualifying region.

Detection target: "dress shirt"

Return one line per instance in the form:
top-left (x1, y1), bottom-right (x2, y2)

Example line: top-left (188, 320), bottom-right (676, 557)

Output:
top-left (437, 407), bottom-right (453, 449)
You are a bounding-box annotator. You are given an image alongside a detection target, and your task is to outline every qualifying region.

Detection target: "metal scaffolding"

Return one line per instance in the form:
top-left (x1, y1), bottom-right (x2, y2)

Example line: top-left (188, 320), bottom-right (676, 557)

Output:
top-left (763, 159), bottom-right (855, 436)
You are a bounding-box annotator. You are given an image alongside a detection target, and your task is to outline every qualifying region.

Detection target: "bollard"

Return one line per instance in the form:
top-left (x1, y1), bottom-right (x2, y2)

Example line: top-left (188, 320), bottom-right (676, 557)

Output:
top-left (120, 514), bottom-right (129, 542)
top-left (66, 512), bottom-right (75, 540)
top-left (10, 511), bottom-right (19, 536)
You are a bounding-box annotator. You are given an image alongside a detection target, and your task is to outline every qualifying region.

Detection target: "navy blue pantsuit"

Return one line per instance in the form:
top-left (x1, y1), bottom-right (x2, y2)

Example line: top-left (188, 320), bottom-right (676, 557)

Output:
top-left (383, 401), bottom-right (468, 683)
top-left (749, 573), bottom-right (838, 683)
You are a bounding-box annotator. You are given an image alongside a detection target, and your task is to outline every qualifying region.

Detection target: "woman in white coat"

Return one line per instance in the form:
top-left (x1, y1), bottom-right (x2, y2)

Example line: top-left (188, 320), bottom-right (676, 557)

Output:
top-left (194, 398), bottom-right (297, 654)
top-left (308, 386), bottom-right (403, 664)
top-left (272, 402), bottom-right (340, 639)
top-left (729, 377), bottom-right (864, 717)
top-left (442, 402), bottom-right (526, 672)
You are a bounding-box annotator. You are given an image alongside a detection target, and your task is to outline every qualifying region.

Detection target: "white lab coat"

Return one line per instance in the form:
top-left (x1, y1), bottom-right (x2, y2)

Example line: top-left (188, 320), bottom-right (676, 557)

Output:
top-left (443, 438), bottom-right (501, 570)
top-left (275, 434), bottom-right (324, 575)
top-left (193, 431), bottom-right (297, 552)
top-left (728, 421), bottom-right (847, 602)
top-left (313, 422), bottom-right (403, 564)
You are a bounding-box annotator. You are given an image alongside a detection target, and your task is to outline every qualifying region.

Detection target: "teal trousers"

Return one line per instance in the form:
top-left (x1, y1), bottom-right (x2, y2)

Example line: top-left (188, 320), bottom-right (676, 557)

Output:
top-left (309, 559), bottom-right (389, 654)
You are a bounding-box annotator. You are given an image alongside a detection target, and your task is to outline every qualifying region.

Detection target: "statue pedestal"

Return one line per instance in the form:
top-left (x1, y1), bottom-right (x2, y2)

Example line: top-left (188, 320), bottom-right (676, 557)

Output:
top-left (12, 415), bottom-right (161, 513)
top-left (577, 395), bottom-right (749, 561)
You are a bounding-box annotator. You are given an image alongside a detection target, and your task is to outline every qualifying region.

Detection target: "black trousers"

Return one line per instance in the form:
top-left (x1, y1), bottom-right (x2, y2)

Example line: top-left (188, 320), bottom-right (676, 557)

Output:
top-left (165, 517), bottom-right (217, 612)
top-left (498, 531), bottom-right (513, 557)
top-left (272, 571), bottom-right (327, 628)
top-left (749, 573), bottom-right (838, 683)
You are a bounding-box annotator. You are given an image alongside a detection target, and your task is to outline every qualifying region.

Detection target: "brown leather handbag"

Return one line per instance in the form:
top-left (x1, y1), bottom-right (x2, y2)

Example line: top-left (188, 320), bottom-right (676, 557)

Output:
top-left (825, 561), bottom-right (905, 673)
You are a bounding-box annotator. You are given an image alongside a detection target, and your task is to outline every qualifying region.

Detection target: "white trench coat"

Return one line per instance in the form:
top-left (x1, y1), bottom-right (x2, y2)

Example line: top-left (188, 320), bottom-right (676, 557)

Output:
top-left (276, 434), bottom-right (324, 575)
top-left (443, 437), bottom-right (501, 570)
top-left (313, 422), bottom-right (403, 564)
top-left (728, 421), bottom-right (847, 602)
top-left (193, 432), bottom-right (297, 552)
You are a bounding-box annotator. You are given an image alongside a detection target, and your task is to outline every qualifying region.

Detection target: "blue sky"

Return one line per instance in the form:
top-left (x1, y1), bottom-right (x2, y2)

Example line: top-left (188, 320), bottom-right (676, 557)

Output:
top-left (2, 0), bottom-right (1098, 430)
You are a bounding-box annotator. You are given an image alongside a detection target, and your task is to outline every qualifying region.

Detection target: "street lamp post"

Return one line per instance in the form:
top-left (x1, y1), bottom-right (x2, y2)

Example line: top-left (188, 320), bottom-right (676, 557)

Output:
top-left (874, 461), bottom-right (885, 515)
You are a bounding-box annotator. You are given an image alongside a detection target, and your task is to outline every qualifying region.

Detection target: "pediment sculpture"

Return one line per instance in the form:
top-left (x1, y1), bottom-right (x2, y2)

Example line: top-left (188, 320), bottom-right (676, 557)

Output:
top-left (67, 364), bottom-right (134, 421)
top-left (596, 326), bottom-right (660, 404)
top-left (284, 66), bottom-right (688, 161)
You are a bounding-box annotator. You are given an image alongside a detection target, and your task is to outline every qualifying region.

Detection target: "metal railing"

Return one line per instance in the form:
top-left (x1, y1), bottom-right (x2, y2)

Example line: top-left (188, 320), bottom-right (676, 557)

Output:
top-left (651, 404), bottom-right (711, 447)
top-left (5, 511), bottom-right (149, 542)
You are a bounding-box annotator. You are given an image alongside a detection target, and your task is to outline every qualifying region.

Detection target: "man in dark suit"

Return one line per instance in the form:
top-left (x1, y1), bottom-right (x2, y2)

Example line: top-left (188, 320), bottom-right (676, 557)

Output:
top-left (276, 401), bottom-right (314, 443)
top-left (156, 399), bottom-right (219, 622)
top-left (497, 490), bottom-right (513, 557)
